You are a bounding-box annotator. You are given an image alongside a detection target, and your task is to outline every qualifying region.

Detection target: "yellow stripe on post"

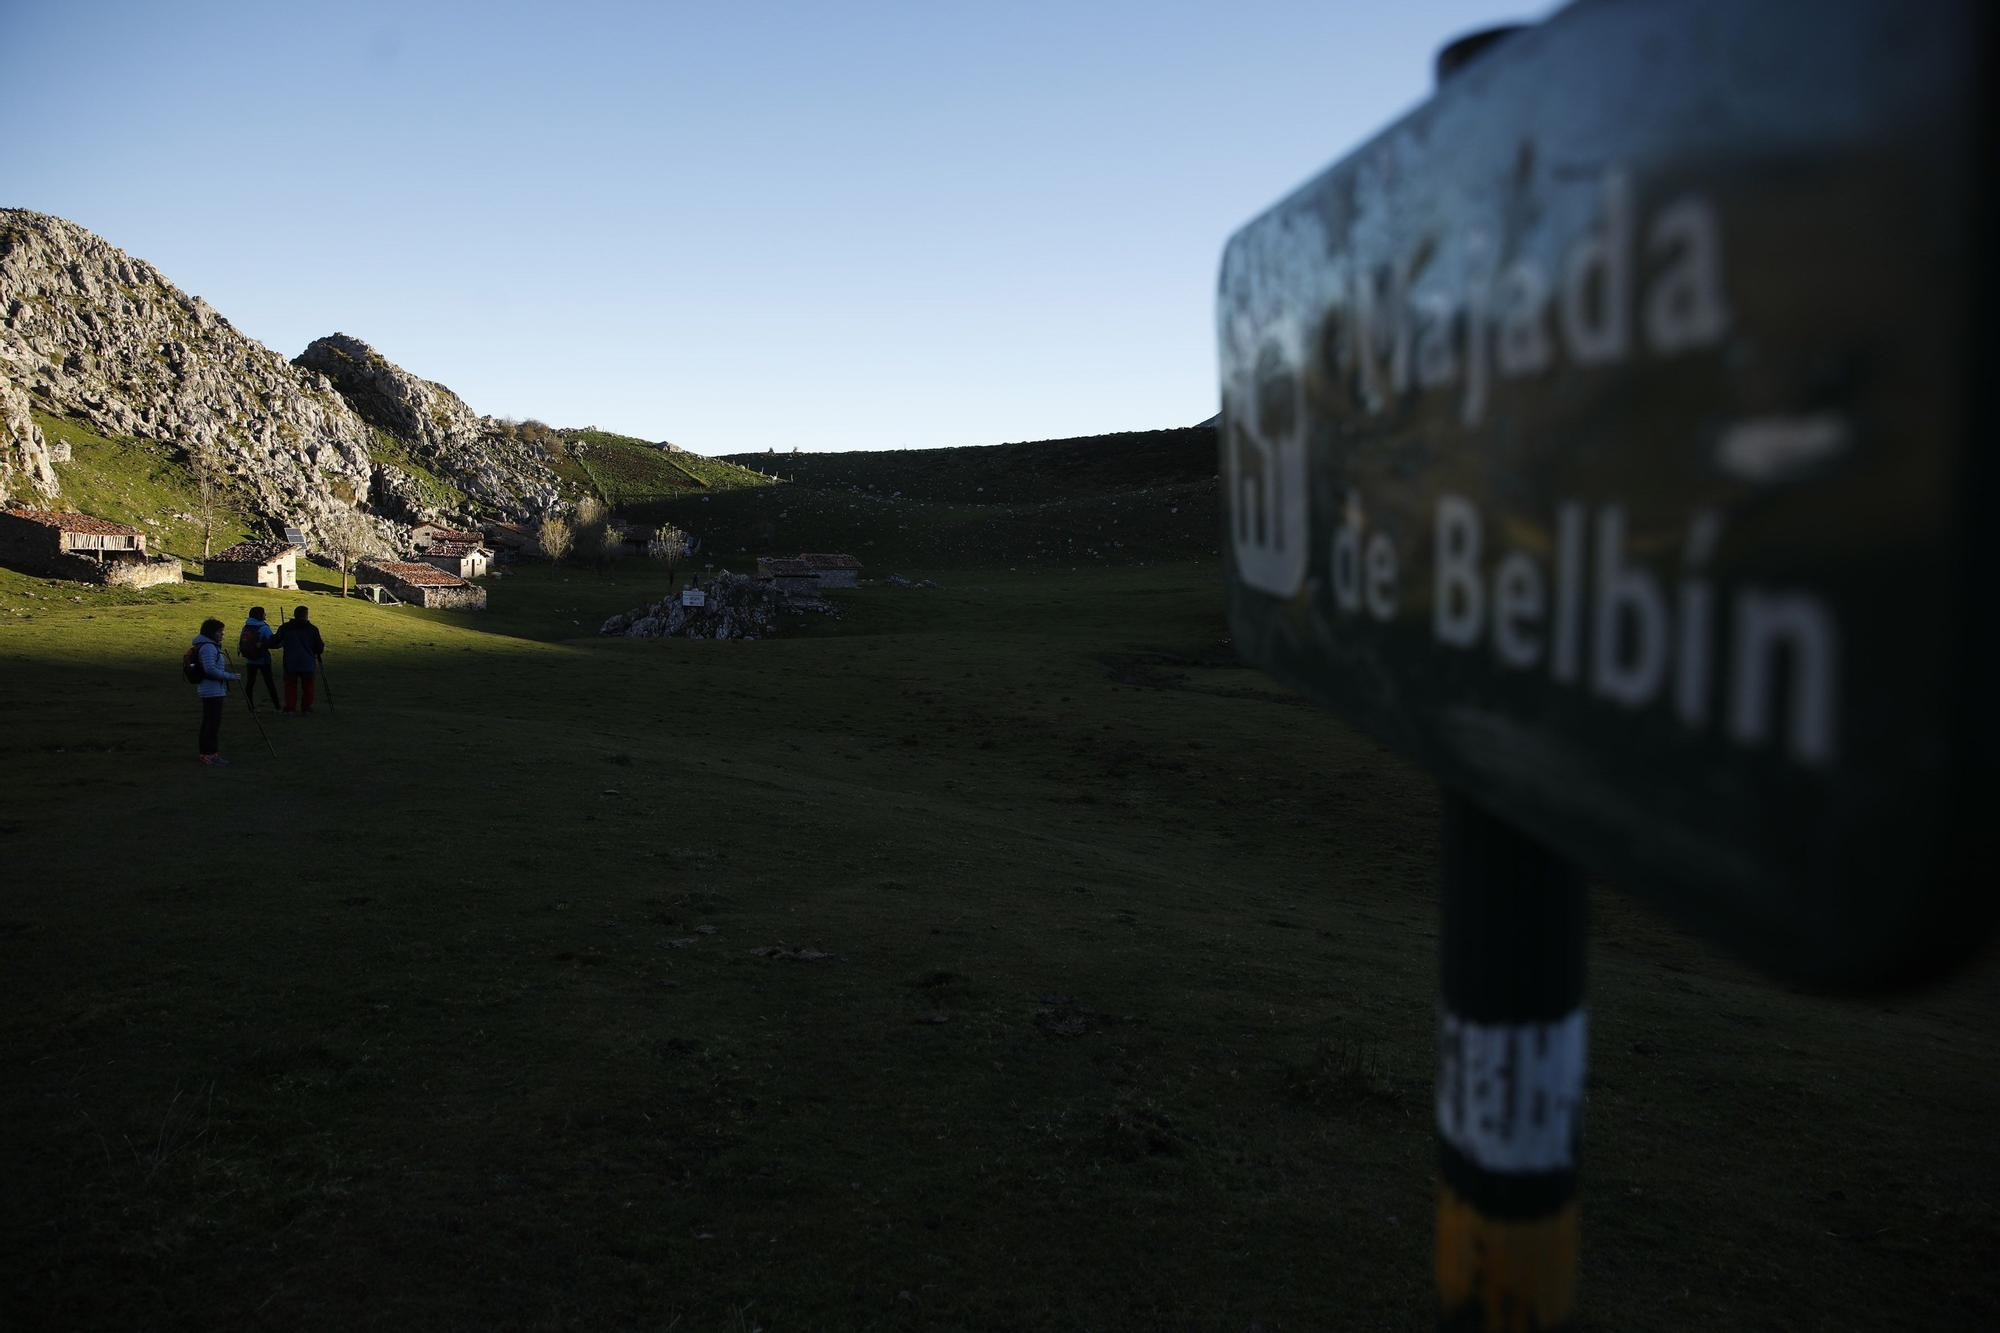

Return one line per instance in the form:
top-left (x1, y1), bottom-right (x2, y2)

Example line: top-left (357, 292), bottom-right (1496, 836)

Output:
top-left (1436, 1185), bottom-right (1578, 1332)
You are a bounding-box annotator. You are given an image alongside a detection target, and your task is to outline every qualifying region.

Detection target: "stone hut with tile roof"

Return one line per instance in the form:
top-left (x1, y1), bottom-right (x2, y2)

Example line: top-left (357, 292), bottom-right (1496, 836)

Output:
top-left (410, 520), bottom-right (484, 553)
top-left (481, 520), bottom-right (536, 559)
top-left (206, 540), bottom-right (301, 589)
top-left (799, 553), bottom-right (862, 588)
top-left (754, 556), bottom-right (821, 593)
top-left (0, 504), bottom-right (182, 586)
top-left (419, 538), bottom-right (492, 580)
top-left (358, 560), bottom-right (487, 610)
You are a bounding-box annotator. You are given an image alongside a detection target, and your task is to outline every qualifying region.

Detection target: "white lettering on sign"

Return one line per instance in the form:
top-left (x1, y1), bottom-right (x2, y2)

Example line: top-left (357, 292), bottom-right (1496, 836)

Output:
top-left (1331, 492), bottom-right (1401, 623)
top-left (1416, 494), bottom-right (1838, 765)
top-left (1331, 170), bottom-right (1730, 429)
top-left (681, 589), bottom-right (707, 607)
top-left (1436, 1008), bottom-right (1587, 1174)
top-left (1715, 415), bottom-right (1851, 483)
top-left (1228, 163), bottom-right (1845, 769)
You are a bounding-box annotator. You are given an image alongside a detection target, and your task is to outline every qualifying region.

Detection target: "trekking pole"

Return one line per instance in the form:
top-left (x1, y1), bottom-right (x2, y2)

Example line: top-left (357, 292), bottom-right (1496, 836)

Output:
top-left (245, 689), bottom-right (277, 758)
top-left (319, 661), bottom-right (335, 715)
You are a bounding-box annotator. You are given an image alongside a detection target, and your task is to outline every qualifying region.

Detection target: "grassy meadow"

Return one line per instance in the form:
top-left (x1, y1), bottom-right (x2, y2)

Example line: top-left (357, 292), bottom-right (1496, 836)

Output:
top-left (0, 553), bottom-right (1995, 1330)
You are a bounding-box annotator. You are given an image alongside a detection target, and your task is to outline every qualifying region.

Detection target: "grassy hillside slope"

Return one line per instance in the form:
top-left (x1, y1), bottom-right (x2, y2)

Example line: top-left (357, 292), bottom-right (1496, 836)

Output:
top-left (0, 560), bottom-right (1995, 1330)
top-left (727, 424), bottom-right (1216, 505)
top-left (554, 429), bottom-right (775, 508)
top-left (634, 424), bottom-right (1222, 568)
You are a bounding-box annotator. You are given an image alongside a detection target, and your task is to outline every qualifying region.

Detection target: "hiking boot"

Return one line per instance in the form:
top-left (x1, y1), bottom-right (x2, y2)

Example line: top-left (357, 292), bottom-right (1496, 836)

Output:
top-left (198, 754), bottom-right (230, 766)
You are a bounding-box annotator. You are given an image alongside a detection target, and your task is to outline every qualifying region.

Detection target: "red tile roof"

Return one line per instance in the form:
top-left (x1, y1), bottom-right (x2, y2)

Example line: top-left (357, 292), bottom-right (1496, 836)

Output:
top-left (361, 560), bottom-right (469, 587)
top-left (210, 541), bottom-right (301, 563)
top-left (800, 553), bottom-right (861, 570)
top-left (4, 508), bottom-right (142, 537)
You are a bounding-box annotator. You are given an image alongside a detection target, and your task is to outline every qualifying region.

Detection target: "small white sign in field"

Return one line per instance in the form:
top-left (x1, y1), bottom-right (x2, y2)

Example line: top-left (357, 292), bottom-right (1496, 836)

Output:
top-left (681, 589), bottom-right (707, 607)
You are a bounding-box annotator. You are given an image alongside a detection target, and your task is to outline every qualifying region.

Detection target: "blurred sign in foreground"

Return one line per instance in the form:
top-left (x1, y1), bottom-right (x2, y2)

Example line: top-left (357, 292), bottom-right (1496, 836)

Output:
top-left (1218, 0), bottom-right (1993, 992)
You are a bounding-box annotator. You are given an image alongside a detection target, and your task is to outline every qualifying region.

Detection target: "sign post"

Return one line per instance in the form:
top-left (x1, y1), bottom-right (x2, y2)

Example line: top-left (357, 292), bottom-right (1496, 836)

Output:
top-left (1217, 1), bottom-right (1994, 1325)
top-left (1435, 793), bottom-right (1585, 1329)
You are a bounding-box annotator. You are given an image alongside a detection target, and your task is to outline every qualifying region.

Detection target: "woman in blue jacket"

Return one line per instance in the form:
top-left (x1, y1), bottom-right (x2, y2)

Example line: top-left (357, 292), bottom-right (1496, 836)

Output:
top-left (192, 617), bottom-right (240, 766)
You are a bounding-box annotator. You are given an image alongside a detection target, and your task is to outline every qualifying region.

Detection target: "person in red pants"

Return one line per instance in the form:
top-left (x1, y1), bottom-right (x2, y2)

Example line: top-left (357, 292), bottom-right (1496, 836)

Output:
top-left (267, 604), bottom-right (327, 713)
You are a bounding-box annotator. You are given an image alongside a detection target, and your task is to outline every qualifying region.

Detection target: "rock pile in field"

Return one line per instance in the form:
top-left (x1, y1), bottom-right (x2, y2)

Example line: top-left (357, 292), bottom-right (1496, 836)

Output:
top-left (599, 572), bottom-right (838, 641)
top-left (294, 333), bottom-right (560, 519)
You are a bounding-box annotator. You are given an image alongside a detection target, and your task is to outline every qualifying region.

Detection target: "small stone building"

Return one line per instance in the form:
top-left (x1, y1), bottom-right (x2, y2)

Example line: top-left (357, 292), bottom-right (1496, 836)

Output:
top-left (206, 540), bottom-right (301, 589)
top-left (410, 520), bottom-right (482, 553)
top-left (483, 521), bottom-right (536, 560)
top-left (0, 506), bottom-right (182, 587)
top-left (800, 553), bottom-right (862, 588)
top-left (754, 556), bottom-right (821, 593)
top-left (358, 560), bottom-right (488, 610)
top-left (420, 539), bottom-right (493, 580)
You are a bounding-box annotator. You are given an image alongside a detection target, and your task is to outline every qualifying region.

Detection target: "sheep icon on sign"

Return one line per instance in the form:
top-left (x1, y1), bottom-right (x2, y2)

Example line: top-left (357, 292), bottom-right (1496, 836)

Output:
top-left (1222, 322), bottom-right (1310, 599)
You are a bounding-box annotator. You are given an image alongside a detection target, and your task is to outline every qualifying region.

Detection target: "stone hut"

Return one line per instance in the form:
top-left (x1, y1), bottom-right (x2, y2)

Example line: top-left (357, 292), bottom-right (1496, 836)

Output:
top-left (482, 521), bottom-right (536, 560)
top-left (206, 540), bottom-right (300, 589)
top-left (420, 539), bottom-right (492, 580)
top-left (358, 560), bottom-right (487, 610)
top-left (754, 556), bottom-right (821, 593)
top-left (410, 520), bottom-right (482, 553)
top-left (0, 506), bottom-right (182, 587)
top-left (800, 553), bottom-right (862, 588)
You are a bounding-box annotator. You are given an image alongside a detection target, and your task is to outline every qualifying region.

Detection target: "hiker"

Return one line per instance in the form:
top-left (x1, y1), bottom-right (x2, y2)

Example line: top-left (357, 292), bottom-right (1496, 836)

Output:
top-left (238, 605), bottom-right (280, 709)
top-left (268, 604), bottom-right (327, 714)
top-left (191, 617), bottom-right (239, 765)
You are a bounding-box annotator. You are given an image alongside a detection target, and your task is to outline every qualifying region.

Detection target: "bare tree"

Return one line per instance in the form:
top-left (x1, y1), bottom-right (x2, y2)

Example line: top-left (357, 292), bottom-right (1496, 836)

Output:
top-left (319, 508), bottom-right (382, 599)
top-left (647, 523), bottom-right (689, 583)
top-left (536, 515), bottom-right (574, 563)
top-left (189, 440), bottom-right (225, 559)
top-left (591, 521), bottom-right (622, 568)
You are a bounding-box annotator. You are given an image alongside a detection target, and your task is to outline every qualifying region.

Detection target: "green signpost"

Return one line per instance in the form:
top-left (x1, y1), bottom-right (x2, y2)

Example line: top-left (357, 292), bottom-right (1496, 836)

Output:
top-left (1217, 1), bottom-right (1994, 1326)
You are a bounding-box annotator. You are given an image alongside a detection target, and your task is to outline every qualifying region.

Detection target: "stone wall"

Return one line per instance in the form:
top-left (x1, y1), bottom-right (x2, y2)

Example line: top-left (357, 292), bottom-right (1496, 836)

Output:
top-left (0, 512), bottom-right (61, 573)
top-left (100, 554), bottom-right (182, 588)
top-left (412, 582), bottom-right (486, 610)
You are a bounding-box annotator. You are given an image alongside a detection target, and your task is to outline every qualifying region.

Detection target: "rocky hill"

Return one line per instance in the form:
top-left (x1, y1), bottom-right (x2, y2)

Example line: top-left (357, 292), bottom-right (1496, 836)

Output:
top-left (294, 333), bottom-right (560, 520)
top-left (0, 209), bottom-right (558, 546)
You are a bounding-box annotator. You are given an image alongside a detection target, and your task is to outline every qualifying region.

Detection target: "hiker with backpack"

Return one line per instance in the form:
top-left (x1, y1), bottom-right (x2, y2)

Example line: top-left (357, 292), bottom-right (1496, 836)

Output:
top-left (238, 606), bottom-right (280, 710)
top-left (268, 604), bottom-right (327, 714)
top-left (185, 617), bottom-right (240, 766)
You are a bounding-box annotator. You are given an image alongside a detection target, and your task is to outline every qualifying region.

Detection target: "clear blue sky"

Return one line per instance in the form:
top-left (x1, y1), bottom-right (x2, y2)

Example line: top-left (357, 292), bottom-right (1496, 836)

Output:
top-left (3, 0), bottom-right (1542, 455)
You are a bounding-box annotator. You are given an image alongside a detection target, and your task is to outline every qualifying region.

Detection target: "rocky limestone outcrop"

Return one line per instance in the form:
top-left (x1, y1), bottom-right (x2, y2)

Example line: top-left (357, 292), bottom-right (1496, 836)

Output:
top-left (0, 210), bottom-right (565, 549)
top-left (0, 208), bottom-right (384, 546)
top-left (0, 375), bottom-right (59, 499)
top-left (294, 333), bottom-right (560, 521)
top-left (600, 573), bottom-right (839, 641)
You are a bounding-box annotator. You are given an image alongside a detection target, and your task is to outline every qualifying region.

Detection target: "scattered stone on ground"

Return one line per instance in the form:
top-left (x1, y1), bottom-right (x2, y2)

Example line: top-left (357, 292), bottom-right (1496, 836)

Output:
top-left (599, 572), bottom-right (838, 641)
top-left (749, 945), bottom-right (836, 962)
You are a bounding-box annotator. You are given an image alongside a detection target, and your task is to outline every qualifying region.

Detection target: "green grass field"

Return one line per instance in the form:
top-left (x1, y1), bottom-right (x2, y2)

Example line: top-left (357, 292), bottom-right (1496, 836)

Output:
top-left (0, 557), bottom-right (1994, 1330)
